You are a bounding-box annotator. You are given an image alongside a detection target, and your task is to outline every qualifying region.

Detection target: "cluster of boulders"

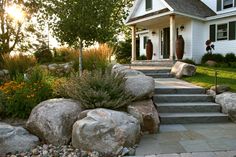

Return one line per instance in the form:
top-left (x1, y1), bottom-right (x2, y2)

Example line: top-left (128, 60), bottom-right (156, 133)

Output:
top-left (39, 62), bottom-right (73, 76)
top-left (0, 69), bottom-right (9, 81)
top-left (0, 64), bottom-right (160, 156)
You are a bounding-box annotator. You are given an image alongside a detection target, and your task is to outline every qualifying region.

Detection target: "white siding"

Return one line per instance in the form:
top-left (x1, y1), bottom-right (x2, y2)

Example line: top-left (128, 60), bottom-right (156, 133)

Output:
top-left (191, 20), bottom-right (207, 63)
top-left (133, 0), bottom-right (166, 18)
top-left (201, 0), bottom-right (236, 14)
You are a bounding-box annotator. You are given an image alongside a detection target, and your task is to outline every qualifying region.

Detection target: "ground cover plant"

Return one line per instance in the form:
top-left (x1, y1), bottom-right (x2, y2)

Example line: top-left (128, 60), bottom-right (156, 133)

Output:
top-left (183, 66), bottom-right (236, 92)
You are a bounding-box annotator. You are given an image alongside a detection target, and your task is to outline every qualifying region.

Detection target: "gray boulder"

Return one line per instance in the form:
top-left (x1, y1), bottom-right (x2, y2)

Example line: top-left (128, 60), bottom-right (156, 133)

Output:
top-left (125, 76), bottom-right (155, 100)
top-left (121, 69), bottom-right (145, 77)
top-left (215, 92), bottom-right (236, 122)
top-left (112, 64), bottom-right (129, 74)
top-left (171, 61), bottom-right (196, 78)
top-left (210, 85), bottom-right (230, 94)
top-left (128, 99), bottom-right (160, 134)
top-left (0, 123), bottom-right (39, 155)
top-left (72, 109), bottom-right (140, 155)
top-left (26, 98), bottom-right (82, 145)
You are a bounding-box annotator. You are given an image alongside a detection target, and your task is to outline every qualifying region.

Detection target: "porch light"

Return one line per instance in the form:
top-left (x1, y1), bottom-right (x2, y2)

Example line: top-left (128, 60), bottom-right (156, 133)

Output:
top-left (152, 31), bottom-right (156, 35)
top-left (180, 25), bottom-right (185, 31)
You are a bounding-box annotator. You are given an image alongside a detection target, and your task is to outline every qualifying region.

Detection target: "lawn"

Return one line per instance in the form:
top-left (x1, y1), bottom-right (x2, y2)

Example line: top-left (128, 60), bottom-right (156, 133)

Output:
top-left (183, 66), bottom-right (236, 92)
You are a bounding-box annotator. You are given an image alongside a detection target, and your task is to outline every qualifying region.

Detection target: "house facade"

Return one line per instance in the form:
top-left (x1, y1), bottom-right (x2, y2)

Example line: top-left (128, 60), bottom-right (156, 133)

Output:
top-left (126, 0), bottom-right (236, 63)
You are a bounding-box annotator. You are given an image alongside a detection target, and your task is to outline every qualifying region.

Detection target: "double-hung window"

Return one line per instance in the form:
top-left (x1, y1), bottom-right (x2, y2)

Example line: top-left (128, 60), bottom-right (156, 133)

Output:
top-left (217, 0), bottom-right (236, 11)
top-left (145, 0), bottom-right (152, 11)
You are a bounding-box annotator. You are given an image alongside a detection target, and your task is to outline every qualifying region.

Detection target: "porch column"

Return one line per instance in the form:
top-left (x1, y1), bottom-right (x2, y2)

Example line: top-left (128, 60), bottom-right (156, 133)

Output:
top-left (170, 15), bottom-right (176, 60)
top-left (131, 25), bottom-right (137, 62)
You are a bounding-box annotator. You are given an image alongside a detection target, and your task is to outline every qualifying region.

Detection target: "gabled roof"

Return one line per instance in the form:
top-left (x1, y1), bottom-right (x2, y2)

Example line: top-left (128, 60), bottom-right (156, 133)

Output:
top-left (165, 0), bottom-right (216, 18)
top-left (126, 0), bottom-right (216, 24)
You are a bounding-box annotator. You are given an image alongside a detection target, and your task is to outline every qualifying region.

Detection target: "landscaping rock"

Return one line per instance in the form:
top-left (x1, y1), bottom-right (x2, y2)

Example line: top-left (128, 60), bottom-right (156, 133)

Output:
top-left (215, 92), bottom-right (236, 122)
top-left (72, 108), bottom-right (140, 155)
top-left (2, 69), bottom-right (9, 75)
top-left (120, 69), bottom-right (145, 77)
top-left (0, 70), bottom-right (4, 77)
top-left (171, 61), bottom-right (196, 78)
top-left (128, 99), bottom-right (160, 134)
top-left (48, 63), bottom-right (58, 71)
top-left (0, 123), bottom-right (39, 155)
top-left (125, 76), bottom-right (155, 100)
top-left (207, 89), bottom-right (216, 98)
top-left (205, 60), bottom-right (217, 67)
top-left (210, 85), bottom-right (230, 94)
top-left (112, 64), bottom-right (129, 74)
top-left (26, 98), bottom-right (82, 145)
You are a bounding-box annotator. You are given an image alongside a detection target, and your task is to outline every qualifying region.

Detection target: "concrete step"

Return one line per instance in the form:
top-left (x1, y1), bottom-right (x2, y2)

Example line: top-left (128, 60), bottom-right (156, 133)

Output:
top-left (138, 69), bottom-right (171, 73)
top-left (156, 102), bottom-right (221, 113)
top-left (153, 94), bottom-right (214, 103)
top-left (159, 112), bottom-right (229, 124)
top-left (145, 73), bottom-right (174, 78)
top-left (155, 88), bottom-right (206, 94)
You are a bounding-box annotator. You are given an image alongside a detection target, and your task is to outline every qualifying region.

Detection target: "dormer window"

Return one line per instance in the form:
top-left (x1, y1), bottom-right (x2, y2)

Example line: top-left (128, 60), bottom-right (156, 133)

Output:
top-left (217, 0), bottom-right (235, 11)
top-left (223, 0), bottom-right (233, 9)
top-left (146, 0), bottom-right (152, 11)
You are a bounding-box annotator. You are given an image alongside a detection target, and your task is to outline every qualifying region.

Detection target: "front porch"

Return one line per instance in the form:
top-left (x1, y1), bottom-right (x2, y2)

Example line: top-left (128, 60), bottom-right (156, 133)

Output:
top-left (130, 14), bottom-right (192, 63)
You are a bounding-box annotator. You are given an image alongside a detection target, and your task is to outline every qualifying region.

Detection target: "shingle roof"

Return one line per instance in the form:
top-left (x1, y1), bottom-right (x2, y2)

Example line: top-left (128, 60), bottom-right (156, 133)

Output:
top-left (164, 0), bottom-right (216, 18)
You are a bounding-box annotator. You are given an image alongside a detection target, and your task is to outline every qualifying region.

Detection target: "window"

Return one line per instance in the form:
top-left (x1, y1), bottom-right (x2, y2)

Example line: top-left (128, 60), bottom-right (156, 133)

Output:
top-left (210, 25), bottom-right (216, 42)
top-left (217, 24), bottom-right (228, 41)
top-left (145, 0), bottom-right (152, 11)
top-left (143, 36), bottom-right (148, 49)
top-left (217, 0), bottom-right (235, 11)
top-left (223, 0), bottom-right (233, 9)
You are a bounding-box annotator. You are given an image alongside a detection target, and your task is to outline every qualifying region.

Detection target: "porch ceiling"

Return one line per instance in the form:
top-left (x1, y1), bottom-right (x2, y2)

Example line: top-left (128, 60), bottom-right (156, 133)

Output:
top-left (136, 15), bottom-right (191, 29)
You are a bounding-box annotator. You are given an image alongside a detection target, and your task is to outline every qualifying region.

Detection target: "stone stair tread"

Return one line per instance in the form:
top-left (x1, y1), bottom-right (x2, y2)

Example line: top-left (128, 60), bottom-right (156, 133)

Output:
top-left (155, 94), bottom-right (209, 96)
top-left (157, 102), bottom-right (220, 107)
top-left (159, 112), bottom-right (228, 117)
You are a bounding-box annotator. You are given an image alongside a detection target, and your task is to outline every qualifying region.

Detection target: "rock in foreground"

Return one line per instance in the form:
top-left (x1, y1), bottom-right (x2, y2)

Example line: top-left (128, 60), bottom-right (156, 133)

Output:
top-left (128, 99), bottom-right (160, 134)
top-left (0, 123), bottom-right (39, 155)
top-left (216, 92), bottom-right (236, 122)
top-left (72, 108), bottom-right (140, 156)
top-left (26, 98), bottom-right (82, 145)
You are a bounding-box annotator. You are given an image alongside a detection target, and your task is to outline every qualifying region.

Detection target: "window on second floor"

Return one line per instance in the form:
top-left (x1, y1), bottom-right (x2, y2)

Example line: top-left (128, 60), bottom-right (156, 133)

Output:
top-left (217, 0), bottom-right (236, 11)
top-left (145, 0), bottom-right (152, 11)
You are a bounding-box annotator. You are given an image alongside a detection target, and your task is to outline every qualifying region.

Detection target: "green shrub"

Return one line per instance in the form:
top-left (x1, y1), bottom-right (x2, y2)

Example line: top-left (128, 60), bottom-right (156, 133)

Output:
top-left (58, 67), bottom-right (134, 109)
top-left (2, 54), bottom-right (36, 80)
top-left (181, 58), bottom-right (196, 65)
top-left (34, 44), bottom-right (53, 64)
top-left (0, 67), bottom-right (53, 118)
top-left (201, 53), bottom-right (224, 64)
top-left (137, 55), bottom-right (147, 60)
top-left (225, 53), bottom-right (236, 63)
top-left (114, 39), bottom-right (132, 64)
top-left (0, 90), bottom-right (6, 118)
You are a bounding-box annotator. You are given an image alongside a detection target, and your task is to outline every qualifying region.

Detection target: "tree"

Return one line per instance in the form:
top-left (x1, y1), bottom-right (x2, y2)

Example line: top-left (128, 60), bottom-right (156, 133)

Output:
top-left (0, 0), bottom-right (40, 55)
top-left (37, 0), bottom-right (133, 75)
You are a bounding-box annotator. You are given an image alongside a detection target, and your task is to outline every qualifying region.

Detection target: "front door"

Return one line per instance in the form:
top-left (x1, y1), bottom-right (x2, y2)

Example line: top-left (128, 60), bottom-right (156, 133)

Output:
top-left (161, 27), bottom-right (170, 59)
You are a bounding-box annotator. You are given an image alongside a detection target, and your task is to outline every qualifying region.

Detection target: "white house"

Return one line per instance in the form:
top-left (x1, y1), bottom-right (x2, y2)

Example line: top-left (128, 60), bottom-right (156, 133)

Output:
top-left (126, 0), bottom-right (236, 63)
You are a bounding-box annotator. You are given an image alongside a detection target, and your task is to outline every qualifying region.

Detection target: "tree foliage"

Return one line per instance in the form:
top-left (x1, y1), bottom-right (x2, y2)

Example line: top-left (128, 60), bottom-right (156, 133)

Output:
top-left (0, 0), bottom-right (43, 55)
top-left (37, 0), bottom-right (134, 47)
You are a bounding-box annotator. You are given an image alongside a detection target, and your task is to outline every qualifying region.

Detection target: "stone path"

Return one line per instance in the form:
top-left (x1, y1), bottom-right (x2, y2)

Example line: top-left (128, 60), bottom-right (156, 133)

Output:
top-left (133, 123), bottom-right (236, 156)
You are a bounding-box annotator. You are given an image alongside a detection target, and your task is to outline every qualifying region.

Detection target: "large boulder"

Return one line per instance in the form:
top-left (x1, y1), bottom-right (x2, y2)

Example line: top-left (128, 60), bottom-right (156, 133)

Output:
top-left (72, 109), bottom-right (140, 155)
top-left (112, 64), bottom-right (129, 74)
top-left (0, 123), bottom-right (39, 155)
top-left (125, 76), bottom-right (155, 100)
top-left (205, 60), bottom-right (217, 67)
top-left (210, 85), bottom-right (230, 94)
top-left (26, 98), bottom-right (82, 145)
top-left (215, 92), bottom-right (236, 121)
top-left (171, 61), bottom-right (196, 78)
top-left (128, 99), bottom-right (160, 134)
top-left (120, 69), bottom-right (145, 77)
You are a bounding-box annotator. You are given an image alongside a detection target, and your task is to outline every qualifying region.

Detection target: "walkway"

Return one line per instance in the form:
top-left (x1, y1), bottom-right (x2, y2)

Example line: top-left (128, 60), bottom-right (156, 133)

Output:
top-left (131, 78), bottom-right (236, 156)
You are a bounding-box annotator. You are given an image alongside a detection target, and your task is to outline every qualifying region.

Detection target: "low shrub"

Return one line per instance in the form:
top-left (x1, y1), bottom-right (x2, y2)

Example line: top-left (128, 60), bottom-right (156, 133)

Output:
top-left (224, 53), bottom-right (236, 63)
top-left (181, 58), bottom-right (196, 65)
top-left (2, 54), bottom-right (36, 80)
top-left (53, 47), bottom-right (79, 63)
top-left (114, 39), bottom-right (132, 64)
top-left (57, 67), bottom-right (134, 110)
top-left (0, 67), bottom-right (53, 118)
top-left (34, 44), bottom-right (53, 64)
top-left (201, 53), bottom-right (224, 64)
top-left (0, 90), bottom-right (6, 118)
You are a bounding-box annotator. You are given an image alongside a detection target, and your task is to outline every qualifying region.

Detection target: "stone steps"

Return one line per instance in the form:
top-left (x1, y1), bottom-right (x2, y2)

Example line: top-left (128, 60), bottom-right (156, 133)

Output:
top-left (137, 69), bottom-right (173, 78)
top-left (153, 94), bottom-right (214, 103)
top-left (156, 102), bottom-right (221, 113)
top-left (159, 112), bottom-right (229, 124)
top-left (154, 78), bottom-right (229, 124)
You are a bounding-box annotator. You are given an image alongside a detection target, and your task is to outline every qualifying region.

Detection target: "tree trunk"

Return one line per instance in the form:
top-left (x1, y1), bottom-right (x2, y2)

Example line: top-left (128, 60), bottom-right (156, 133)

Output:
top-left (79, 40), bottom-right (83, 76)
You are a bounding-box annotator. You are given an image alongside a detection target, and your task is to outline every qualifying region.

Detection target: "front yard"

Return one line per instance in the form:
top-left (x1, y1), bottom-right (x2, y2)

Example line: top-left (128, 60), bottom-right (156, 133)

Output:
top-left (183, 66), bottom-right (236, 92)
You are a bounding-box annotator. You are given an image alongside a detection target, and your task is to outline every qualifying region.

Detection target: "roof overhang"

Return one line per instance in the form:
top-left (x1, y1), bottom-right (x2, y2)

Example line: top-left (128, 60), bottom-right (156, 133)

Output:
top-left (206, 11), bottom-right (236, 21)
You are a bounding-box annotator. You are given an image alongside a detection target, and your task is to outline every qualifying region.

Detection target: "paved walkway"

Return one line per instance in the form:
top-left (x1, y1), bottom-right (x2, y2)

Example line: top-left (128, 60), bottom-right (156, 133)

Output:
top-left (131, 78), bottom-right (236, 157)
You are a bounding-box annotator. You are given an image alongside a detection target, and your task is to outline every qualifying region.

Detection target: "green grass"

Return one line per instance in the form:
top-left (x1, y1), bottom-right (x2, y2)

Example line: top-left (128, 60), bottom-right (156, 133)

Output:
top-left (182, 66), bottom-right (236, 92)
